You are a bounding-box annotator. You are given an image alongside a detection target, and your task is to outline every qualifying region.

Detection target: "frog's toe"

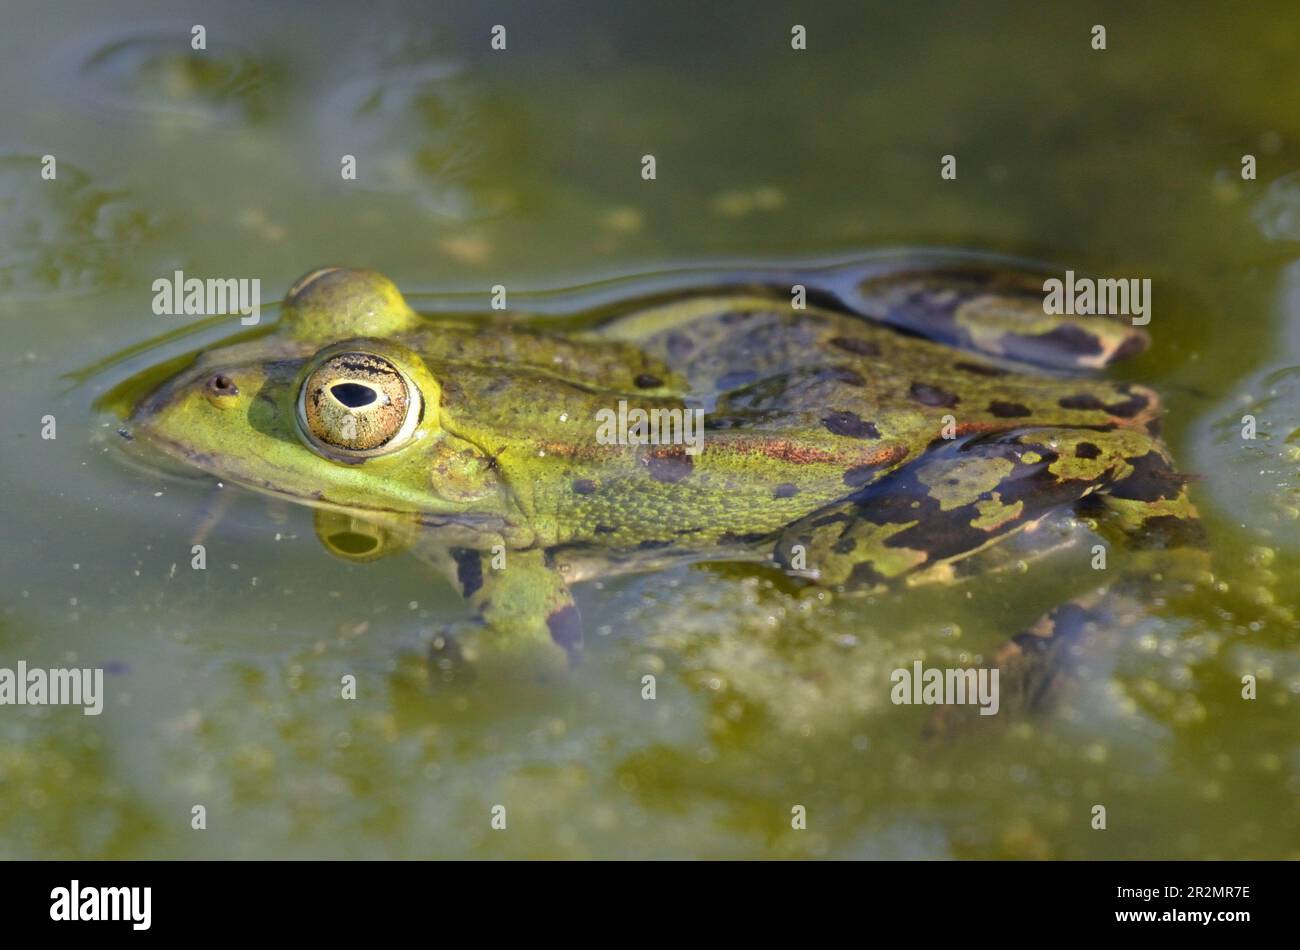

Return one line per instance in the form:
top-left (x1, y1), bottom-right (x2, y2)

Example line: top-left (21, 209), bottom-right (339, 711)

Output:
top-left (924, 591), bottom-right (1114, 737)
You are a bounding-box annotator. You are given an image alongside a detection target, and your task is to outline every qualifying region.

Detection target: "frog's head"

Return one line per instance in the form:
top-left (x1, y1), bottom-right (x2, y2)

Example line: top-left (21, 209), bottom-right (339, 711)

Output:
top-left (125, 268), bottom-right (510, 525)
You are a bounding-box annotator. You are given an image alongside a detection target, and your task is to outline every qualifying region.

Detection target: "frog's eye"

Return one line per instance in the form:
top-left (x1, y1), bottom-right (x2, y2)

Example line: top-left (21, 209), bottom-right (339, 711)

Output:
top-left (296, 351), bottom-right (422, 458)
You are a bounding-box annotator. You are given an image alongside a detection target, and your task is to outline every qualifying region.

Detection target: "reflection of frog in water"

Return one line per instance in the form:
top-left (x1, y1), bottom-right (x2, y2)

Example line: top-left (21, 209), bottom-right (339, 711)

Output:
top-left (122, 259), bottom-right (1203, 715)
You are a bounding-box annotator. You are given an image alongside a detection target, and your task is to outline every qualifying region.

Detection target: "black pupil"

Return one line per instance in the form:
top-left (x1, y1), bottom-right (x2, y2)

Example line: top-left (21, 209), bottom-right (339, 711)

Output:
top-left (331, 383), bottom-right (378, 408)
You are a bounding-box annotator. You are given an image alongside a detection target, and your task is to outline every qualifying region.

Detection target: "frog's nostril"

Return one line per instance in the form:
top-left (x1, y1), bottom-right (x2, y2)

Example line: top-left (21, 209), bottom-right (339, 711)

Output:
top-left (205, 373), bottom-right (240, 400)
top-left (330, 382), bottom-right (378, 408)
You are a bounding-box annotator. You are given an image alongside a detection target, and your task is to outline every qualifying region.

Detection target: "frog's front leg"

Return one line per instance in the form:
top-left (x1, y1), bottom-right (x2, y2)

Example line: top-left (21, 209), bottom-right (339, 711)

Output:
top-left (428, 547), bottom-right (580, 684)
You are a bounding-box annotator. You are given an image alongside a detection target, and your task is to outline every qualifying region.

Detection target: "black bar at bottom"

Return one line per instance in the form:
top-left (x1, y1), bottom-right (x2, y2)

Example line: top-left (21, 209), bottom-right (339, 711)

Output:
top-left (0, 859), bottom-right (1288, 937)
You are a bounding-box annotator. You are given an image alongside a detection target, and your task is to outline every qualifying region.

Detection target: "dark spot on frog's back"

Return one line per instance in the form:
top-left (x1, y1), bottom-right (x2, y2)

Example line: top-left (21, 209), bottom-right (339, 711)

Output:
top-left (1059, 390), bottom-right (1149, 418)
top-left (822, 410), bottom-right (880, 439)
top-left (909, 382), bottom-right (959, 408)
top-left (773, 483), bottom-right (799, 499)
top-left (642, 446), bottom-right (693, 483)
top-left (1104, 390), bottom-right (1150, 419)
top-left (634, 373), bottom-right (663, 389)
top-left (1059, 393), bottom-right (1106, 411)
top-left (450, 547), bottom-right (483, 598)
top-left (829, 336), bottom-right (881, 357)
top-left (1075, 442), bottom-right (1101, 459)
top-left (988, 400), bottom-right (1032, 418)
top-left (572, 478), bottom-right (597, 495)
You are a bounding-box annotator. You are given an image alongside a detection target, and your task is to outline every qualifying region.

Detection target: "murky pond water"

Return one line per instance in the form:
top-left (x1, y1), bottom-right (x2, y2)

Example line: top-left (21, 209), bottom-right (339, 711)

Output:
top-left (1, 0), bottom-right (1297, 859)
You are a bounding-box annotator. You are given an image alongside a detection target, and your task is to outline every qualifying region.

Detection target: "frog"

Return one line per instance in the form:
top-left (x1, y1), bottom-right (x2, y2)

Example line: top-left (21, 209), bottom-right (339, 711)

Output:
top-left (119, 258), bottom-right (1205, 711)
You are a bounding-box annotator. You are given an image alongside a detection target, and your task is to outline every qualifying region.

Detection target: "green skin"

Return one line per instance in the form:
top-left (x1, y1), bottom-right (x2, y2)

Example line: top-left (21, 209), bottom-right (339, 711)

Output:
top-left (124, 262), bottom-right (1203, 698)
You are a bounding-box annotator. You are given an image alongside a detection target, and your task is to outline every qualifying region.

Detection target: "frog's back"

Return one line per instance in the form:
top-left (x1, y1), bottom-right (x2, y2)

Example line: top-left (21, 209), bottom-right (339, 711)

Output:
top-left (431, 288), bottom-right (1159, 555)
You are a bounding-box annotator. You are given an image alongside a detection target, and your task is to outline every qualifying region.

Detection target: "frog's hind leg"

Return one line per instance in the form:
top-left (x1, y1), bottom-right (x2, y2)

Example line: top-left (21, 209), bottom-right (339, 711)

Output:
top-left (929, 431), bottom-right (1208, 733)
top-left (775, 423), bottom-right (1206, 730)
top-left (426, 547), bottom-right (580, 684)
top-left (776, 427), bottom-right (1122, 589)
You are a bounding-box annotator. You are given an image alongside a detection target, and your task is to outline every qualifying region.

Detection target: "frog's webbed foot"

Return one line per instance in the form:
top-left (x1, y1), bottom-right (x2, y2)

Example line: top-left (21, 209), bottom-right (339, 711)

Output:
top-left (925, 590), bottom-right (1117, 736)
top-left (426, 548), bottom-right (580, 686)
top-left (824, 259), bottom-right (1149, 372)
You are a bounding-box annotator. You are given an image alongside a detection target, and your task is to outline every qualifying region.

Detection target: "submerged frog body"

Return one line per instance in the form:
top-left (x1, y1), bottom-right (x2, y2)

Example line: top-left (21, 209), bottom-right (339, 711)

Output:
top-left (123, 259), bottom-right (1203, 702)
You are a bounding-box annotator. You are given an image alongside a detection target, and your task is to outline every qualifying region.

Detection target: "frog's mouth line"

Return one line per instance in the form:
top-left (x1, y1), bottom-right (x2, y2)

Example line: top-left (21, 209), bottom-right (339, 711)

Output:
top-left (114, 424), bottom-right (510, 532)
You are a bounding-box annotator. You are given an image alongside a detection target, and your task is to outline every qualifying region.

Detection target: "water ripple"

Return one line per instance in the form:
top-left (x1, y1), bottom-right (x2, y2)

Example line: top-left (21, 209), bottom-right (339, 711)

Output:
top-left (0, 153), bottom-right (153, 298)
top-left (64, 28), bottom-right (273, 125)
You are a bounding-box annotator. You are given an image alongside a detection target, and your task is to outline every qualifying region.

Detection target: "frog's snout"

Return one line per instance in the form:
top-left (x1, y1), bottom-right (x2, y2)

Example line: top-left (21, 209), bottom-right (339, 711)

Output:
top-left (118, 364), bottom-right (235, 470)
top-left (129, 368), bottom-right (194, 423)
